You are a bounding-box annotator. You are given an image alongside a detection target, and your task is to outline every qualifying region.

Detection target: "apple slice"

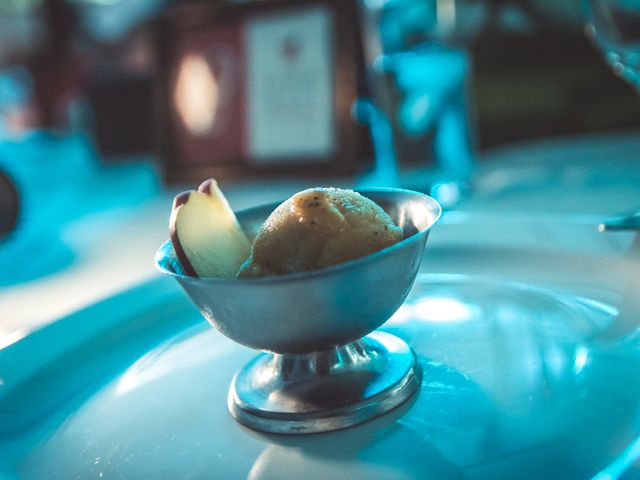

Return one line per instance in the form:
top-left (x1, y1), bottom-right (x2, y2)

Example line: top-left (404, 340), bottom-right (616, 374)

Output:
top-left (169, 179), bottom-right (251, 278)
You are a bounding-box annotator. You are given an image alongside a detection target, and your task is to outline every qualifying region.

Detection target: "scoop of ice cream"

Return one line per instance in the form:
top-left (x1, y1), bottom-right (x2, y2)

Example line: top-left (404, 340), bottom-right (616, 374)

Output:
top-left (238, 188), bottom-right (403, 277)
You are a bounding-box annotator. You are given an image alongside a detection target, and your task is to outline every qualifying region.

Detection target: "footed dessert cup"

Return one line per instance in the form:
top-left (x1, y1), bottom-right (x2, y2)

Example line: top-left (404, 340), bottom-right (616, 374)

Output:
top-left (155, 189), bottom-right (441, 434)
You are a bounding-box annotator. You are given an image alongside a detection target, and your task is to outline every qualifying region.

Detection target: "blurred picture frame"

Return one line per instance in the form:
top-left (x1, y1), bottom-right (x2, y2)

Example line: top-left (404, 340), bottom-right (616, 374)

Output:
top-left (154, 0), bottom-right (370, 183)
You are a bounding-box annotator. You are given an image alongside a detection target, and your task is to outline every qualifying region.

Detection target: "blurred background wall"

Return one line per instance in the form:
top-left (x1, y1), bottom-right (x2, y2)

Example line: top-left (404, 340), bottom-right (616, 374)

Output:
top-left (0, 0), bottom-right (638, 160)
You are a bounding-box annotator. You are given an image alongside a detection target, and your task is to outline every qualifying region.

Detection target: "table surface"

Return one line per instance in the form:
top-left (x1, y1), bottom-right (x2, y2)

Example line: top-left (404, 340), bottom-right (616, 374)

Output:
top-left (2, 128), bottom-right (640, 345)
top-left (3, 129), bottom-right (640, 479)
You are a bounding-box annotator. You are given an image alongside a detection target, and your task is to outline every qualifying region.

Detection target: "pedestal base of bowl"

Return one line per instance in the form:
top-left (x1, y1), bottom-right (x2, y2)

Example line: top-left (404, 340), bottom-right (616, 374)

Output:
top-left (228, 331), bottom-right (421, 434)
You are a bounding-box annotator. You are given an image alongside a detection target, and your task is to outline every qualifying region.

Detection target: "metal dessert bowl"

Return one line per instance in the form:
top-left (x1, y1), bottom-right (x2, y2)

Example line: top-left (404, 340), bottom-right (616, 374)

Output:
top-left (155, 188), bottom-right (441, 434)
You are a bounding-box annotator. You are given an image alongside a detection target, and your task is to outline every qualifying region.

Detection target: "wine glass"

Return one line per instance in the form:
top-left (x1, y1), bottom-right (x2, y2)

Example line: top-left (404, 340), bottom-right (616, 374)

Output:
top-left (584, 0), bottom-right (640, 90)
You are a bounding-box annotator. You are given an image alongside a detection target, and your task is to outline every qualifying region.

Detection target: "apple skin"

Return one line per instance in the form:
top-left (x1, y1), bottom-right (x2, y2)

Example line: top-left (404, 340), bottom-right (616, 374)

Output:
top-left (198, 178), bottom-right (216, 195)
top-left (169, 180), bottom-right (251, 278)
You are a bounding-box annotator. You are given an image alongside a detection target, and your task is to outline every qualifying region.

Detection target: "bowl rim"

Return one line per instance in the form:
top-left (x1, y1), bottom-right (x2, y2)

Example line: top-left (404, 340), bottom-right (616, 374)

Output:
top-left (155, 187), bottom-right (442, 285)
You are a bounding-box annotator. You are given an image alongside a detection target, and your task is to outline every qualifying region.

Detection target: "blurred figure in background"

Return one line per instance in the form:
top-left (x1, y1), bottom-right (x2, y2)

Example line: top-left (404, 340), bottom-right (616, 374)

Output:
top-left (357, 0), bottom-right (484, 206)
top-left (357, 0), bottom-right (638, 206)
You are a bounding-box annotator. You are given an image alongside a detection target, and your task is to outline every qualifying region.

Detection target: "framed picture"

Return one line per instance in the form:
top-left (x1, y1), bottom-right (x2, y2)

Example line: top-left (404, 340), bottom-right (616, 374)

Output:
top-left (154, 0), bottom-right (371, 183)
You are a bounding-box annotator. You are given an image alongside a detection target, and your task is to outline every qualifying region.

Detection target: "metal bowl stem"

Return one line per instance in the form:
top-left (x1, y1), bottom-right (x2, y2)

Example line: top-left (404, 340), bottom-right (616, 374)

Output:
top-left (229, 332), bottom-right (421, 434)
